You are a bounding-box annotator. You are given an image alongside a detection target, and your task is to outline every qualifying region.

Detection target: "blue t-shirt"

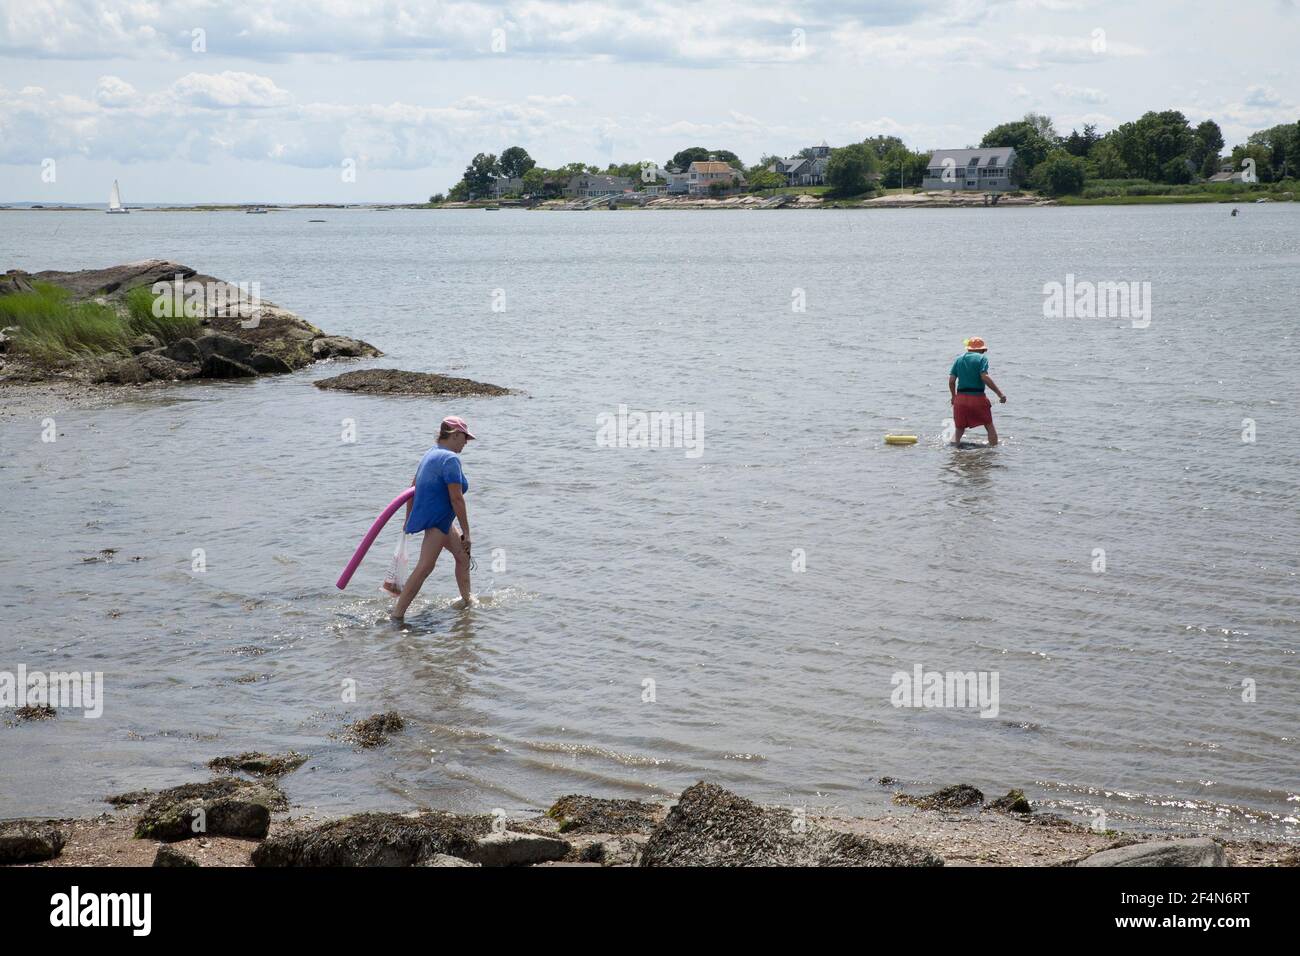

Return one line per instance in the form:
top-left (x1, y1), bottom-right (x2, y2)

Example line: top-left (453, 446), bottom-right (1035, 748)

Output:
top-left (949, 352), bottom-right (989, 393)
top-left (404, 446), bottom-right (468, 534)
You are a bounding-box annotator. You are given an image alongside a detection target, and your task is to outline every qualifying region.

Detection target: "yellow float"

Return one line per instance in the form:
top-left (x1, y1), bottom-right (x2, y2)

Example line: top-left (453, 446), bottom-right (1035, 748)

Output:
top-left (884, 435), bottom-right (919, 445)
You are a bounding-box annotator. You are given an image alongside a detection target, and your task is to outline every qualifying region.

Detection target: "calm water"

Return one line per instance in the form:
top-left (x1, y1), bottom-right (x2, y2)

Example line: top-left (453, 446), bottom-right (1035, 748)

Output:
top-left (1, 206), bottom-right (1296, 840)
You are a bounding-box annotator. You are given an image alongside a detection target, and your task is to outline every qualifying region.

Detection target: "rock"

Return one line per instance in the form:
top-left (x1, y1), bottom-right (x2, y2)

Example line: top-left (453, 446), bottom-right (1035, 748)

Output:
top-left (136, 351), bottom-right (198, 381)
top-left (987, 789), bottom-right (1032, 814)
top-left (1074, 837), bottom-right (1226, 868)
top-left (578, 836), bottom-right (644, 866)
top-left (468, 831), bottom-right (571, 867)
top-left (314, 368), bottom-right (510, 397)
top-left (0, 821), bottom-right (66, 864)
top-left (311, 335), bottom-right (371, 360)
top-left (31, 260), bottom-right (196, 298)
top-left (199, 354), bottom-right (257, 379)
top-left (0, 326), bottom-right (17, 353)
top-left (246, 352), bottom-right (293, 374)
top-left (639, 782), bottom-right (943, 867)
top-left (92, 356), bottom-right (150, 385)
top-left (153, 845), bottom-right (199, 867)
top-left (157, 337), bottom-right (202, 363)
top-left (13, 704), bottom-right (55, 722)
top-left (547, 795), bottom-right (661, 834)
top-left (207, 751), bottom-right (308, 778)
top-left (344, 712), bottom-right (405, 748)
top-left (0, 272), bottom-right (37, 296)
top-left (133, 778), bottom-right (284, 842)
top-left (129, 333), bottom-right (160, 354)
top-left (418, 853), bottom-right (480, 867)
top-left (196, 333), bottom-right (255, 364)
top-left (252, 811), bottom-right (489, 867)
top-left (894, 784), bottom-right (984, 811)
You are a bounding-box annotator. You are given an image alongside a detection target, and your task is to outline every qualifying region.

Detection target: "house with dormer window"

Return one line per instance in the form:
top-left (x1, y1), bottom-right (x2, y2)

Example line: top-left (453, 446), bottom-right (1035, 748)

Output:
top-left (921, 148), bottom-right (1018, 191)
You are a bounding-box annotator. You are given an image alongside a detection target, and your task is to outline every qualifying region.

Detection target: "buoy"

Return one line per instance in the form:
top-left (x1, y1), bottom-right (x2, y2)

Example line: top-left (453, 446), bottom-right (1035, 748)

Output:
top-left (884, 435), bottom-right (918, 445)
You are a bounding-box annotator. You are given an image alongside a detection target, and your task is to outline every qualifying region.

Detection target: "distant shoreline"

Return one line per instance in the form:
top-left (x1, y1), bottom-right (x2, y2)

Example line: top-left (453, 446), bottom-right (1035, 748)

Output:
top-left (4, 192), bottom-right (1292, 213)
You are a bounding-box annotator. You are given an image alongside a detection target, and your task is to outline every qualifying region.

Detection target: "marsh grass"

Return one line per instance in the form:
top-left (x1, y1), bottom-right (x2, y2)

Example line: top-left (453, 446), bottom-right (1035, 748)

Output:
top-left (0, 282), bottom-right (129, 362)
top-left (123, 286), bottom-right (201, 344)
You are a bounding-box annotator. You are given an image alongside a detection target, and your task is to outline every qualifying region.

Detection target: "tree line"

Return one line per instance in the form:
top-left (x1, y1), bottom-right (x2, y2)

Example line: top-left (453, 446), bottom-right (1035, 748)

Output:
top-left (429, 112), bottom-right (1300, 202)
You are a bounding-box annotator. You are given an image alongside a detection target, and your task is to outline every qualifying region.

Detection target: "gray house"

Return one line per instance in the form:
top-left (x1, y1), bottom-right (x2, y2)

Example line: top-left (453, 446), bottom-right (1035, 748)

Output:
top-left (922, 148), bottom-right (1018, 191)
top-left (564, 173), bottom-right (634, 199)
top-left (768, 141), bottom-right (832, 186)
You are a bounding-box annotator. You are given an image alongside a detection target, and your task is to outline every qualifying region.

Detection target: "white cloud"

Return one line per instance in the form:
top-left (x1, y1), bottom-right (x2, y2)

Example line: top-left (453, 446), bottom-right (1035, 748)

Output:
top-left (1052, 82), bottom-right (1108, 104)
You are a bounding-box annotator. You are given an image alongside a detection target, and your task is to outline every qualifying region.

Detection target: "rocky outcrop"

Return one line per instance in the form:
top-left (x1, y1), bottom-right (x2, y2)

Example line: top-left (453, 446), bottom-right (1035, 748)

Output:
top-left (344, 712), bottom-right (405, 748)
top-left (130, 778), bottom-right (285, 842)
top-left (468, 831), bottom-right (570, 867)
top-left (639, 782), bottom-right (944, 867)
top-left (546, 795), bottom-right (662, 834)
top-left (0, 821), bottom-right (66, 864)
top-left (987, 789), bottom-right (1032, 814)
top-left (2, 260), bottom-right (381, 389)
top-left (252, 812), bottom-right (491, 867)
top-left (1073, 837), bottom-right (1226, 867)
top-left (153, 845), bottom-right (200, 867)
top-left (314, 368), bottom-right (510, 397)
top-left (207, 751), bottom-right (308, 778)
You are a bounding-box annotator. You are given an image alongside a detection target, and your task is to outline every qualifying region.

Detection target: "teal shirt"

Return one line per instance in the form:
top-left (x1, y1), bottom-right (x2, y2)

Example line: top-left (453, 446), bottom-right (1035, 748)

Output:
top-left (950, 352), bottom-right (988, 393)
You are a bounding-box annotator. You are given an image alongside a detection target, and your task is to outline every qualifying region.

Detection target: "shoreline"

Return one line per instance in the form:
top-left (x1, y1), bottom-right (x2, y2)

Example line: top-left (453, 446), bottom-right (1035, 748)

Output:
top-left (7, 779), bottom-right (1296, 868)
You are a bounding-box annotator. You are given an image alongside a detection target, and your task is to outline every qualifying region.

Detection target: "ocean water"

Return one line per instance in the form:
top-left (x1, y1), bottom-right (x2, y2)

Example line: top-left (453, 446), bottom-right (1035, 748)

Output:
top-left (0, 205), bottom-right (1296, 840)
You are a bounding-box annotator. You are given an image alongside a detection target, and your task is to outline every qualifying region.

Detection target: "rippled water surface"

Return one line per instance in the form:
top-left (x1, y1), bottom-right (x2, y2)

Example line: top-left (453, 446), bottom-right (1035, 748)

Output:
top-left (1, 206), bottom-right (1296, 838)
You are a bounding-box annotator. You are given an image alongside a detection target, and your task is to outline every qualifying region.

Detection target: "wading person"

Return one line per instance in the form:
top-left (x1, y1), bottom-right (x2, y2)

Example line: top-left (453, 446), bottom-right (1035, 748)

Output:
top-left (390, 416), bottom-right (476, 620)
top-left (949, 337), bottom-right (1007, 446)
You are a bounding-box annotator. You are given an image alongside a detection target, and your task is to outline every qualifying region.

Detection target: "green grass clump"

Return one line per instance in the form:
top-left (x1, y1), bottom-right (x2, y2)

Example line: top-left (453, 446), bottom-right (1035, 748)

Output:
top-left (0, 282), bottom-right (129, 362)
top-left (123, 286), bottom-right (201, 344)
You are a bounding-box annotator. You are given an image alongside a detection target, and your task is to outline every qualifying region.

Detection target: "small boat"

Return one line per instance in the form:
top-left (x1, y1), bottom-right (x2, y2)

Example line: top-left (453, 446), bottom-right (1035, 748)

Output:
top-left (247, 207), bottom-right (268, 214)
top-left (484, 205), bottom-right (500, 211)
top-left (106, 180), bottom-right (129, 214)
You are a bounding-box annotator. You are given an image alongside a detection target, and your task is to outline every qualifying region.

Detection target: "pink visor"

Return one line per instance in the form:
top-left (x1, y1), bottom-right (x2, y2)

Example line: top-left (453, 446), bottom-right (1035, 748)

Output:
top-left (443, 416), bottom-right (476, 439)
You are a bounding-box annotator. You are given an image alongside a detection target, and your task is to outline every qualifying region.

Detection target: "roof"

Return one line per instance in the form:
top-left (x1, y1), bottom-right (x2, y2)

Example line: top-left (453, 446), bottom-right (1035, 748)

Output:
top-left (926, 148), bottom-right (1017, 168)
top-left (688, 161), bottom-right (738, 174)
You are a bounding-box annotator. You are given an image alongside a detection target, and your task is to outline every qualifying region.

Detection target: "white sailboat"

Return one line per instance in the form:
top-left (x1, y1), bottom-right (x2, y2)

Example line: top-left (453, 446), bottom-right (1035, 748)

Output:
top-left (106, 180), bottom-right (129, 214)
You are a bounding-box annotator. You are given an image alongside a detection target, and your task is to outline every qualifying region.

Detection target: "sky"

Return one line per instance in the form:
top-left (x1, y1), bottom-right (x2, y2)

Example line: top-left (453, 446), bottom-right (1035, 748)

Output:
top-left (1, 0), bottom-right (1297, 203)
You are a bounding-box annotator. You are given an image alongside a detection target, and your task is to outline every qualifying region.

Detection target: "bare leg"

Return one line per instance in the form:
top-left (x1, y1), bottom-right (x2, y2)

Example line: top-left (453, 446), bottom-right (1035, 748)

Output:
top-left (985, 422), bottom-right (999, 446)
top-left (953, 427), bottom-right (966, 445)
top-left (441, 528), bottom-right (473, 605)
top-left (391, 528), bottom-right (448, 620)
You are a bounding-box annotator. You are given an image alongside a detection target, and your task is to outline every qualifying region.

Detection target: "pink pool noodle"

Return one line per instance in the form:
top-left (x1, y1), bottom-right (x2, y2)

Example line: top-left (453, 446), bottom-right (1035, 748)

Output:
top-left (336, 486), bottom-right (415, 590)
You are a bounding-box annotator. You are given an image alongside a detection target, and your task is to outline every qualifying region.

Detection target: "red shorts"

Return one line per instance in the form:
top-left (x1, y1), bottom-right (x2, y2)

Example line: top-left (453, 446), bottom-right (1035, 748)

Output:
top-left (953, 392), bottom-right (993, 429)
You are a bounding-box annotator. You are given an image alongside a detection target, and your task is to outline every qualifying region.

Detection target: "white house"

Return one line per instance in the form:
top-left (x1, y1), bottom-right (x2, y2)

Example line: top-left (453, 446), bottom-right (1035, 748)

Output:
top-left (1205, 160), bottom-right (1251, 184)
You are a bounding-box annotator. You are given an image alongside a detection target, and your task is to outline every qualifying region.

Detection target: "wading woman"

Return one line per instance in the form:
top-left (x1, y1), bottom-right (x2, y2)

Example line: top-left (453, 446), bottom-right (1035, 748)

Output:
top-left (390, 416), bottom-right (476, 620)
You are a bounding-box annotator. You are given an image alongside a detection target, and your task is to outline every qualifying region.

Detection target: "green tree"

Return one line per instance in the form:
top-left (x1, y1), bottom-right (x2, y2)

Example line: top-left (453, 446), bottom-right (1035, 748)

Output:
top-left (825, 143), bottom-right (879, 197)
top-left (428, 193), bottom-right (445, 204)
top-left (1035, 151), bottom-right (1087, 194)
top-left (980, 118), bottom-right (1054, 171)
top-left (1063, 124), bottom-right (1099, 157)
top-left (861, 135), bottom-right (906, 160)
top-left (499, 146), bottom-right (536, 179)
top-left (1189, 120), bottom-right (1224, 176)
top-left (463, 152), bottom-right (500, 198)
top-left (746, 167), bottom-right (785, 191)
top-left (1086, 137), bottom-right (1129, 179)
top-left (1231, 143), bottom-right (1273, 183)
top-left (447, 180), bottom-right (470, 201)
top-left (1110, 111), bottom-right (1194, 182)
top-left (880, 147), bottom-right (930, 189)
top-left (521, 167), bottom-right (546, 196)
top-left (669, 147), bottom-right (711, 171)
